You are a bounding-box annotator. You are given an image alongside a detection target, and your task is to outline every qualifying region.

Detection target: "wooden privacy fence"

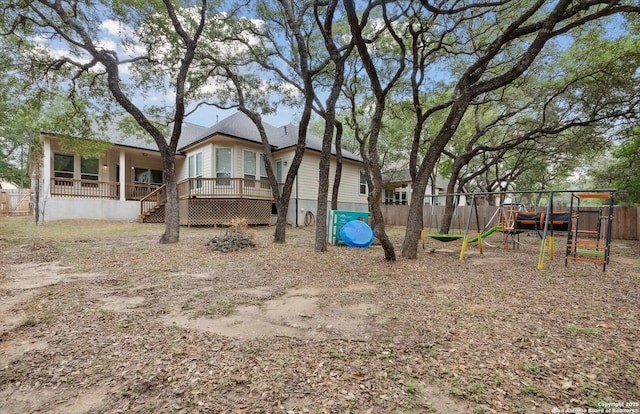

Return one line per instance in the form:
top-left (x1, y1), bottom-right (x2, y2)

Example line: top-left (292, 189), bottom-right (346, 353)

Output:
top-left (0, 189), bottom-right (33, 217)
top-left (381, 204), bottom-right (640, 241)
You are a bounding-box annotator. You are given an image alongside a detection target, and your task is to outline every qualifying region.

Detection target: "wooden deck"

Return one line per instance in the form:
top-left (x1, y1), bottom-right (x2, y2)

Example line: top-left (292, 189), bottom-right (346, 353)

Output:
top-left (48, 177), bottom-right (275, 225)
top-left (141, 178), bottom-right (275, 225)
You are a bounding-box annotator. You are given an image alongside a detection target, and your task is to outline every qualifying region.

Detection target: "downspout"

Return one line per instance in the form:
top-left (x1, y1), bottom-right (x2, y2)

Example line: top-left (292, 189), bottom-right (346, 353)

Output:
top-left (295, 172), bottom-right (299, 227)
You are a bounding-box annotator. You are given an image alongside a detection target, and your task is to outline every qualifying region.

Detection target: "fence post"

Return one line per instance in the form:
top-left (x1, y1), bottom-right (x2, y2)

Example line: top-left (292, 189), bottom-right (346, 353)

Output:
top-left (637, 207), bottom-right (640, 242)
top-left (0, 191), bottom-right (7, 216)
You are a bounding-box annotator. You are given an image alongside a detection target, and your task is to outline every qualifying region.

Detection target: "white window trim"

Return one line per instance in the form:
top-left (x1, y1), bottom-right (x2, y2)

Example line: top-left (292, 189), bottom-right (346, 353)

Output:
top-left (188, 152), bottom-right (203, 189)
top-left (214, 146), bottom-right (233, 185)
top-left (53, 152), bottom-right (75, 179)
top-left (359, 170), bottom-right (368, 195)
top-left (275, 159), bottom-right (283, 183)
top-left (80, 156), bottom-right (99, 181)
top-left (243, 149), bottom-right (268, 181)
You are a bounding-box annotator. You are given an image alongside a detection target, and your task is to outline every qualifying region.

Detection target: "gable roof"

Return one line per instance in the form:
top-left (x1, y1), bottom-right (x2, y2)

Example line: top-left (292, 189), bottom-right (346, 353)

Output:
top-left (45, 111), bottom-right (363, 163)
top-left (177, 111), bottom-right (282, 150)
top-left (0, 179), bottom-right (19, 190)
top-left (179, 112), bottom-right (362, 162)
top-left (78, 116), bottom-right (209, 152)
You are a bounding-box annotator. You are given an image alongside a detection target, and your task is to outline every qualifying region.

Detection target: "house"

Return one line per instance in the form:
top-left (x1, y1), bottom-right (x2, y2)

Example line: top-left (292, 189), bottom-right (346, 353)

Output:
top-left (383, 168), bottom-right (503, 207)
top-left (37, 112), bottom-right (369, 225)
top-left (383, 167), bottom-right (453, 205)
top-left (0, 179), bottom-right (19, 190)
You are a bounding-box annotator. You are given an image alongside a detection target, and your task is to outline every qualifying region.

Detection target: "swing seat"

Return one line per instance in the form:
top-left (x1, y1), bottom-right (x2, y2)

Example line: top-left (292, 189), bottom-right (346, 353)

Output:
top-left (427, 233), bottom-right (465, 242)
top-left (575, 248), bottom-right (605, 256)
top-left (427, 225), bottom-right (500, 243)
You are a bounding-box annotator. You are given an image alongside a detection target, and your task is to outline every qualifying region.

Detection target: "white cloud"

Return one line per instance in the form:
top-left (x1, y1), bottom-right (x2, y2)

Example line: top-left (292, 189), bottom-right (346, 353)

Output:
top-left (96, 39), bottom-right (118, 52)
top-left (99, 19), bottom-right (132, 37)
top-left (122, 42), bottom-right (147, 56)
top-left (32, 42), bottom-right (92, 65)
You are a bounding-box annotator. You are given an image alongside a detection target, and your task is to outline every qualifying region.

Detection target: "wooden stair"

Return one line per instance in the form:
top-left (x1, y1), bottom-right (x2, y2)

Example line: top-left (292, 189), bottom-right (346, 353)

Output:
top-left (140, 203), bottom-right (165, 223)
top-left (140, 184), bottom-right (167, 223)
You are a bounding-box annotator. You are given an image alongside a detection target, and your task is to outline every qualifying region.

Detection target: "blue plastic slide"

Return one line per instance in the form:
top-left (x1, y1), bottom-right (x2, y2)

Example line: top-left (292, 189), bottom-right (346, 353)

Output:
top-left (339, 220), bottom-right (374, 248)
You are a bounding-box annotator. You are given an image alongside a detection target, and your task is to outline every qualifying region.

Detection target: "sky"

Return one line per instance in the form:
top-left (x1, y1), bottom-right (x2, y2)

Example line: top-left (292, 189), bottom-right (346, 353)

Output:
top-left (33, 3), bottom-right (634, 133)
top-left (36, 9), bottom-right (301, 130)
top-left (184, 104), bottom-right (299, 128)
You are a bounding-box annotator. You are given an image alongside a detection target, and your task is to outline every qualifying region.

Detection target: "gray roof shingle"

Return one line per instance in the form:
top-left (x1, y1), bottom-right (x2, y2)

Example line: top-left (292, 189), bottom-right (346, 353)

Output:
top-left (92, 111), bottom-right (362, 162)
top-left (179, 112), bottom-right (362, 162)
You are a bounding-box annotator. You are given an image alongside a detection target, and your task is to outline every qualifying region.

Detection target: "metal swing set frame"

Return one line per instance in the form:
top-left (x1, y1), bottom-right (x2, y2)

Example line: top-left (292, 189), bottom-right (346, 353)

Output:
top-left (422, 189), bottom-right (615, 271)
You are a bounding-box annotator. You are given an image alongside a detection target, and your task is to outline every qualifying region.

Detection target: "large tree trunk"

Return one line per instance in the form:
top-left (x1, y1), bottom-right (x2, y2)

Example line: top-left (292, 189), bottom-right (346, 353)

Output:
top-left (315, 153), bottom-right (331, 252)
top-left (274, 197), bottom-right (289, 243)
top-left (401, 174), bottom-right (429, 259)
top-left (160, 152), bottom-right (179, 244)
top-left (331, 122), bottom-right (343, 211)
top-left (439, 174), bottom-right (458, 234)
top-left (343, 0), bottom-right (400, 261)
top-left (369, 171), bottom-right (395, 261)
top-left (315, 112), bottom-right (341, 252)
top-left (439, 194), bottom-right (457, 234)
top-left (235, 109), bottom-right (291, 244)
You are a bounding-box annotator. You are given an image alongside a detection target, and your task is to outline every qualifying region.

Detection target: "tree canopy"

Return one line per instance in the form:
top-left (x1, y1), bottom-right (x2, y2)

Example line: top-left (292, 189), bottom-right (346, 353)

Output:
top-left (1, 0), bottom-right (638, 254)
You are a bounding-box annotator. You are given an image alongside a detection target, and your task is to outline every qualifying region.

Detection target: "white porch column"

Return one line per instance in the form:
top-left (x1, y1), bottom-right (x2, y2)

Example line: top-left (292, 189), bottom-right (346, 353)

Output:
top-left (42, 137), bottom-right (51, 197)
top-left (119, 150), bottom-right (126, 201)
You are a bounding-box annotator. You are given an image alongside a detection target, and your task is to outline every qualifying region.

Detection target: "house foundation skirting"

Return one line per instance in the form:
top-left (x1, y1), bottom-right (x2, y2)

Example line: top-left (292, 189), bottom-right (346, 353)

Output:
top-left (42, 197), bottom-right (140, 222)
top-left (179, 198), bottom-right (272, 226)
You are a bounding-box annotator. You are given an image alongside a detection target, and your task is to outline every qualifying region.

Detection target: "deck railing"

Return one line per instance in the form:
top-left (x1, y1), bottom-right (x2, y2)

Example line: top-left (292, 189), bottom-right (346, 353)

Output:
top-left (125, 183), bottom-right (161, 200)
top-left (50, 177), bottom-right (276, 219)
top-left (50, 178), bottom-right (159, 201)
top-left (51, 178), bottom-right (120, 199)
top-left (177, 178), bottom-right (274, 200)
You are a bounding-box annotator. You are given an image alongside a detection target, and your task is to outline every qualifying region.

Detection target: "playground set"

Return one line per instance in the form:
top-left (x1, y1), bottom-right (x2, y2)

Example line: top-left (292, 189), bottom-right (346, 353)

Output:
top-left (325, 189), bottom-right (614, 271)
top-left (422, 190), bottom-right (615, 271)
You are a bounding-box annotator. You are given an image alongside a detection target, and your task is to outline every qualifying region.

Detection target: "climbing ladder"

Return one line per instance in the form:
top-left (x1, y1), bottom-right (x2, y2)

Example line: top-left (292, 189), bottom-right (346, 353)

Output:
top-left (498, 202), bottom-right (527, 249)
top-left (565, 192), bottom-right (614, 272)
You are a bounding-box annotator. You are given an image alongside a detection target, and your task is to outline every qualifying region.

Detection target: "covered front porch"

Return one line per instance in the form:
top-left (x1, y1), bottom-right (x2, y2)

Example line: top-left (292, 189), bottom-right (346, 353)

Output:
top-left (42, 136), bottom-right (168, 202)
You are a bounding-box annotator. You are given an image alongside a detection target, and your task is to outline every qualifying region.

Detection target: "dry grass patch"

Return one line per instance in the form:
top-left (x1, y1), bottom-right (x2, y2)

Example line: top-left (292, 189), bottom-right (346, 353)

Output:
top-left (0, 217), bottom-right (638, 413)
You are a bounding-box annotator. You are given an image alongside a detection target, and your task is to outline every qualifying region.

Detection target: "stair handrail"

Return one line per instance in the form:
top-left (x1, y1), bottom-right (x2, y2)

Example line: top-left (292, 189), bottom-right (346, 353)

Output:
top-left (140, 184), bottom-right (167, 218)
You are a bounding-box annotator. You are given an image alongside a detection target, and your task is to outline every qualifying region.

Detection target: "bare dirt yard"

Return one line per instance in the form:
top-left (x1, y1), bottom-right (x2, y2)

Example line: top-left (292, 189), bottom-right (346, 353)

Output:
top-left (0, 217), bottom-right (638, 414)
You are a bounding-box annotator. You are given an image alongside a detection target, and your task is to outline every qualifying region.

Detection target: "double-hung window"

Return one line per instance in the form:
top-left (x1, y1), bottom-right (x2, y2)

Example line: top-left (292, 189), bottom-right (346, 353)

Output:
top-left (80, 157), bottom-right (99, 188)
top-left (243, 150), bottom-right (257, 185)
top-left (275, 160), bottom-right (283, 183)
top-left (243, 150), bottom-right (268, 187)
top-left (188, 152), bottom-right (203, 189)
top-left (215, 147), bottom-right (231, 186)
top-left (384, 189), bottom-right (394, 205)
top-left (80, 157), bottom-right (99, 187)
top-left (80, 157), bottom-right (99, 181)
top-left (53, 153), bottom-right (74, 185)
top-left (359, 170), bottom-right (368, 195)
